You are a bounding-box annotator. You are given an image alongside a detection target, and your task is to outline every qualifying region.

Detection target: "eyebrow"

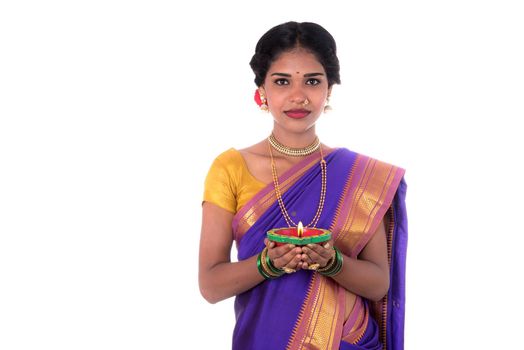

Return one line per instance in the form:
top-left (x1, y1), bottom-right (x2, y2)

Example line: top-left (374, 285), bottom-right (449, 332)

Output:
top-left (270, 72), bottom-right (325, 77)
top-left (304, 73), bottom-right (325, 77)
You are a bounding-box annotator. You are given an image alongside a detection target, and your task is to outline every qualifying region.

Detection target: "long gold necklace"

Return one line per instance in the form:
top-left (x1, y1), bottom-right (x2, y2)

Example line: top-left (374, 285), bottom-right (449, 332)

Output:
top-left (268, 137), bottom-right (327, 228)
top-left (268, 133), bottom-right (320, 157)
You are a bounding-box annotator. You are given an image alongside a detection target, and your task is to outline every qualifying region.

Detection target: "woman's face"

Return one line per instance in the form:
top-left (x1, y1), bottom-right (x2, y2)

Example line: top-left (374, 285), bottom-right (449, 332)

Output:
top-left (260, 48), bottom-right (331, 134)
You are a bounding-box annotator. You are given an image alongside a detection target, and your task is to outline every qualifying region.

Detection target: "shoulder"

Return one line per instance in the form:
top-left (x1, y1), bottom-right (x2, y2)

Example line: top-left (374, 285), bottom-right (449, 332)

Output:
top-left (206, 148), bottom-right (250, 186)
top-left (206, 148), bottom-right (247, 176)
top-left (212, 148), bottom-right (242, 165)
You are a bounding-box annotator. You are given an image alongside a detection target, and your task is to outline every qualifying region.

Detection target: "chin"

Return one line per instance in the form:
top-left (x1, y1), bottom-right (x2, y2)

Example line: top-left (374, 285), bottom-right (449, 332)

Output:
top-left (279, 123), bottom-right (316, 135)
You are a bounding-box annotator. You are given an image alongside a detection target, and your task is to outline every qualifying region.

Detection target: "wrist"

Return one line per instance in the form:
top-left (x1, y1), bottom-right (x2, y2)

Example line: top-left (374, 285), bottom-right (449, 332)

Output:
top-left (257, 247), bottom-right (284, 279)
top-left (318, 247), bottom-right (344, 277)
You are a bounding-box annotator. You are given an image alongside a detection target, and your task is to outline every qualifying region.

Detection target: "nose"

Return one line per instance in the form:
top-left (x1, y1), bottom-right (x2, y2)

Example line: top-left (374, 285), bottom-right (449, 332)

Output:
top-left (289, 85), bottom-right (308, 105)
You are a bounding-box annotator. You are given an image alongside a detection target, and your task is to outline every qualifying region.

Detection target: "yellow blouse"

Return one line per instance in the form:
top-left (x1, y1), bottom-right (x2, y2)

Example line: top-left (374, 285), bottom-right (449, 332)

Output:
top-left (203, 148), bottom-right (267, 213)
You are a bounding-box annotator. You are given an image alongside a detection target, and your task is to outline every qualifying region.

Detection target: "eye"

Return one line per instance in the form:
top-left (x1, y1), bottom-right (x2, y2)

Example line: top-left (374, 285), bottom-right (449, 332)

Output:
top-left (306, 78), bottom-right (321, 86)
top-left (274, 78), bottom-right (289, 86)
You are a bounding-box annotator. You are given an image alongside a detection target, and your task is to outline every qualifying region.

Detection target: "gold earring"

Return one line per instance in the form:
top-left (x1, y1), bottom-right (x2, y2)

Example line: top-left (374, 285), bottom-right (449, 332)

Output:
top-left (259, 90), bottom-right (269, 112)
top-left (324, 97), bottom-right (332, 113)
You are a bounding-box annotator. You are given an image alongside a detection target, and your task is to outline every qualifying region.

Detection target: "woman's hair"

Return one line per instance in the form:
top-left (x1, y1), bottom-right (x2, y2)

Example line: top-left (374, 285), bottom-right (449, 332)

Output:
top-left (250, 21), bottom-right (341, 87)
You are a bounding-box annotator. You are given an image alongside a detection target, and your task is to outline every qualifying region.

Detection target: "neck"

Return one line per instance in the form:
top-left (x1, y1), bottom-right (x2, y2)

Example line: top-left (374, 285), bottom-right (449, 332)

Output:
top-left (271, 126), bottom-right (317, 149)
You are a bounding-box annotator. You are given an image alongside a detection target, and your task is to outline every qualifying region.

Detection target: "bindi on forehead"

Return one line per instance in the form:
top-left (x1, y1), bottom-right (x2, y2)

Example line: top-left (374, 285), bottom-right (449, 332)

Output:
top-left (296, 71), bottom-right (300, 74)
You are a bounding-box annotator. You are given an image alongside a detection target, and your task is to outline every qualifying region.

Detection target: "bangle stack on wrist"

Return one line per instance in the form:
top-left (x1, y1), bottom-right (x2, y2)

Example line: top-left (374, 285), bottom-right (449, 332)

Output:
top-left (318, 247), bottom-right (344, 277)
top-left (257, 247), bottom-right (284, 279)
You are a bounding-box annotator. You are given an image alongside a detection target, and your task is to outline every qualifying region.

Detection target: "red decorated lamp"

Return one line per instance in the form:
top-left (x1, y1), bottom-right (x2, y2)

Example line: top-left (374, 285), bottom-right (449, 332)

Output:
top-left (267, 221), bottom-right (332, 246)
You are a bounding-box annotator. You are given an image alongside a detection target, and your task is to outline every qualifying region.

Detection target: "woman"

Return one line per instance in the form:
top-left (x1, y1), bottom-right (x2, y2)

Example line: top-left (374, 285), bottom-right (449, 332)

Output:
top-left (199, 21), bottom-right (407, 350)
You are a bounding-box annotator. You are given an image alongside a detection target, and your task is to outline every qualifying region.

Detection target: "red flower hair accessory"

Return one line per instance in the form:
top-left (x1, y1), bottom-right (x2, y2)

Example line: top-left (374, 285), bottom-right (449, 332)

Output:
top-left (254, 89), bottom-right (268, 111)
top-left (254, 89), bottom-right (263, 107)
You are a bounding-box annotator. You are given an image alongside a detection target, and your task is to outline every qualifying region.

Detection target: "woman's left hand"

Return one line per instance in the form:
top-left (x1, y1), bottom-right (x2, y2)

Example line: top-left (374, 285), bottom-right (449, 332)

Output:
top-left (300, 240), bottom-right (336, 270)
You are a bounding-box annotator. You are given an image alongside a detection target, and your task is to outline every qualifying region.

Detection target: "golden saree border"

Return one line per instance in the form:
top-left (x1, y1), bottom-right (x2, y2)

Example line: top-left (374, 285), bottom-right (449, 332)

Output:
top-left (286, 275), bottom-right (345, 350)
top-left (286, 283), bottom-right (370, 349)
top-left (332, 154), bottom-right (405, 257)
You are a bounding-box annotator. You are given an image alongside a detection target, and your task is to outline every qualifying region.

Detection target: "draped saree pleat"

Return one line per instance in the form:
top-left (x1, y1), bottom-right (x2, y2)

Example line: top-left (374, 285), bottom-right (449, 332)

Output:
top-left (231, 148), bottom-right (407, 350)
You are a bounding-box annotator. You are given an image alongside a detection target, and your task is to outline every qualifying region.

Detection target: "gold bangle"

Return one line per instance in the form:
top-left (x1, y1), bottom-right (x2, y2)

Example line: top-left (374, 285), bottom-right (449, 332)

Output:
top-left (260, 248), bottom-right (282, 278)
top-left (318, 247), bottom-right (344, 277)
top-left (317, 250), bottom-right (337, 273)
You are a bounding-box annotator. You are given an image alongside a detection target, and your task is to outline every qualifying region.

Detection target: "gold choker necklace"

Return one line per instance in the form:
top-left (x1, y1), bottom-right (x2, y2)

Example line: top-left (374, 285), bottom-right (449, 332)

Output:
top-left (268, 134), bottom-right (320, 157)
top-left (268, 140), bottom-right (327, 228)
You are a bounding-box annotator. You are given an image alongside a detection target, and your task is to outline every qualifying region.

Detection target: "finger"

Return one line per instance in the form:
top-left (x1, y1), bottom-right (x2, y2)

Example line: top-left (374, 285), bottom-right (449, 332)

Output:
top-left (299, 261), bottom-right (309, 270)
top-left (264, 238), bottom-right (278, 249)
top-left (298, 253), bottom-right (312, 270)
top-left (302, 246), bottom-right (332, 266)
top-left (272, 246), bottom-right (302, 269)
top-left (306, 243), bottom-right (334, 260)
top-left (268, 243), bottom-right (298, 260)
top-left (302, 246), bottom-right (323, 262)
top-left (283, 252), bottom-right (304, 271)
top-left (300, 253), bottom-right (313, 264)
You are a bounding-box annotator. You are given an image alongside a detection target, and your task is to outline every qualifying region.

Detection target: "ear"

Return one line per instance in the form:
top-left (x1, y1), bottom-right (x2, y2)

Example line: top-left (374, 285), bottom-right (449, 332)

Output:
top-left (327, 86), bottom-right (333, 99)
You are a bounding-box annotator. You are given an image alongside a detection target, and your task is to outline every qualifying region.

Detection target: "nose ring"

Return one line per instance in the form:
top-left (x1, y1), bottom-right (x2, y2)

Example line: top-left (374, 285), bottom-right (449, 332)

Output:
top-left (303, 98), bottom-right (310, 106)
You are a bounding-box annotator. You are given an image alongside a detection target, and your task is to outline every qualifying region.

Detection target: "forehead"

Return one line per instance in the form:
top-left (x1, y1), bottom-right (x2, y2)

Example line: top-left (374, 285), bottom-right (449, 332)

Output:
top-left (268, 49), bottom-right (325, 74)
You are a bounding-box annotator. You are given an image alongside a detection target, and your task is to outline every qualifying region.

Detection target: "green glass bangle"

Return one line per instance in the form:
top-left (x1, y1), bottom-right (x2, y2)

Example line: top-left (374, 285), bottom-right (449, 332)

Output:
top-left (261, 248), bottom-right (282, 278)
top-left (265, 253), bottom-right (284, 276)
top-left (317, 253), bottom-right (336, 273)
top-left (259, 248), bottom-right (281, 279)
top-left (327, 260), bottom-right (343, 276)
top-left (257, 252), bottom-right (271, 280)
top-left (329, 247), bottom-right (344, 276)
top-left (319, 247), bottom-right (344, 277)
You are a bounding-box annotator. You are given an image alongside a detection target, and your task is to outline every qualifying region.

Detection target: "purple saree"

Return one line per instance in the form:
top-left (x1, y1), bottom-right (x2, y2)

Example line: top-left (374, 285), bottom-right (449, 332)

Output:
top-left (231, 148), bottom-right (407, 350)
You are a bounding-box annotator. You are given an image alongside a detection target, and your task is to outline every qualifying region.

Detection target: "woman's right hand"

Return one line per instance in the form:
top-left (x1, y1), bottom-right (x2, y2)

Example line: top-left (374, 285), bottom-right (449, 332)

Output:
top-left (264, 239), bottom-right (304, 272)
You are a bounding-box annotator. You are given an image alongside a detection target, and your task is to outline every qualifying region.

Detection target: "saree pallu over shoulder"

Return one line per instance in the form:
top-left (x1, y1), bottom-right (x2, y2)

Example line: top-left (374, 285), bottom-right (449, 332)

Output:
top-left (328, 151), bottom-right (407, 350)
top-left (231, 148), bottom-right (407, 350)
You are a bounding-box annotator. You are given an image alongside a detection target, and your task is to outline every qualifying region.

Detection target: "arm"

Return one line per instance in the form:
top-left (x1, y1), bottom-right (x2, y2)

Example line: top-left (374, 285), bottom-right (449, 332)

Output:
top-left (198, 202), bottom-right (301, 304)
top-left (301, 218), bottom-right (390, 302)
top-left (198, 202), bottom-right (262, 304)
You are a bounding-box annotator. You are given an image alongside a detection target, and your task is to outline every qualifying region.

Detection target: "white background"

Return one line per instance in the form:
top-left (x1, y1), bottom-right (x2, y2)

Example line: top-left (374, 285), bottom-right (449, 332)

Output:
top-left (1, 1), bottom-right (523, 349)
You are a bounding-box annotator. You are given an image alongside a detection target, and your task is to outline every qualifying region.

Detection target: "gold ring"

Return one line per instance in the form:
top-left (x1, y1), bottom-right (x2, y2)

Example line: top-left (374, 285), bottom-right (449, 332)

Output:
top-left (283, 267), bottom-right (296, 274)
top-left (308, 263), bottom-right (320, 271)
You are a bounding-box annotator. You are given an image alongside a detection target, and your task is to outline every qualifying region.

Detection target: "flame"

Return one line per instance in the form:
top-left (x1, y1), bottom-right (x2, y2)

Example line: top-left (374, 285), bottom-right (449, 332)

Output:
top-left (297, 221), bottom-right (304, 237)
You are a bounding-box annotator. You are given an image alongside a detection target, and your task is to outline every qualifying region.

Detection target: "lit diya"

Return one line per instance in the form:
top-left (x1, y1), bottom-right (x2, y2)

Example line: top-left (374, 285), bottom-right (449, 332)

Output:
top-left (267, 221), bottom-right (332, 246)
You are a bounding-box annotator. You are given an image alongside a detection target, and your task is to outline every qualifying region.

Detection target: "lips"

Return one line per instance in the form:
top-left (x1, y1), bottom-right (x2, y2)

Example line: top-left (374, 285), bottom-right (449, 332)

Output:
top-left (285, 109), bottom-right (310, 119)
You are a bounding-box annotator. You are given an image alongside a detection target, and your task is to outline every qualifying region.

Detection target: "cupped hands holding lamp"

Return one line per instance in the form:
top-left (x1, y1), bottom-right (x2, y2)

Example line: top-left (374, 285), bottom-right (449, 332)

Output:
top-left (199, 21), bottom-right (408, 350)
